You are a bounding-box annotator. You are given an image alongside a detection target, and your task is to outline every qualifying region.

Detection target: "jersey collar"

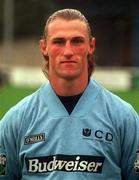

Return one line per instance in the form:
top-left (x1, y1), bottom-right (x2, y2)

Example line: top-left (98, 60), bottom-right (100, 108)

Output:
top-left (40, 80), bottom-right (100, 117)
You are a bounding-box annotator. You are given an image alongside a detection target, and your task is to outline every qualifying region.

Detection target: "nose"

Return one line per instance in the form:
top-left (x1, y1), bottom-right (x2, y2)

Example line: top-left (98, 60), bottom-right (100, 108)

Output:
top-left (63, 41), bottom-right (73, 58)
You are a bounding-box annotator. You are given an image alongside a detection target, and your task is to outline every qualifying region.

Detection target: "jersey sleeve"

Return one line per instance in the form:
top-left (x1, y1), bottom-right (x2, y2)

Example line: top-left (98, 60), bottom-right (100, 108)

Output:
top-left (0, 108), bottom-right (22, 180)
top-left (120, 106), bottom-right (139, 179)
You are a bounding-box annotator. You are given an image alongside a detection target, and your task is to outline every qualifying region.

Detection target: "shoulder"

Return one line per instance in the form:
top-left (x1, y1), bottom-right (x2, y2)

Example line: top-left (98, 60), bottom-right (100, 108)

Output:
top-left (90, 80), bottom-right (139, 122)
top-left (91, 80), bottom-right (132, 108)
top-left (0, 84), bottom-right (48, 128)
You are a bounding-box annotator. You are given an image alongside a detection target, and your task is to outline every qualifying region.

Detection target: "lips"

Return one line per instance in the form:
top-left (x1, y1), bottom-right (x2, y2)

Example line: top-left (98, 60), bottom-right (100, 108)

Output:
top-left (61, 60), bottom-right (77, 64)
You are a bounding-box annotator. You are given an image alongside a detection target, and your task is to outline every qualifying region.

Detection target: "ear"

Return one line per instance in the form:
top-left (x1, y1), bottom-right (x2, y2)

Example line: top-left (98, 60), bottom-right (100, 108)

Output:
top-left (39, 39), bottom-right (48, 56)
top-left (88, 37), bottom-right (95, 54)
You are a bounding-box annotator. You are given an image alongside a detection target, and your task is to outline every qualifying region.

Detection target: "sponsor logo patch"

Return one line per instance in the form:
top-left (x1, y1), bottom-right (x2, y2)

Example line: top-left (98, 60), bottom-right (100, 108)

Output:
top-left (24, 133), bottom-right (45, 145)
top-left (0, 154), bottom-right (6, 176)
top-left (25, 154), bottom-right (105, 174)
top-left (82, 128), bottom-right (113, 144)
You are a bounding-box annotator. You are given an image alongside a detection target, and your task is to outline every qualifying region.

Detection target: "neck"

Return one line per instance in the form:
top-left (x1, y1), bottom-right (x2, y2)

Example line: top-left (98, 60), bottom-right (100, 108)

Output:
top-left (49, 77), bottom-right (88, 96)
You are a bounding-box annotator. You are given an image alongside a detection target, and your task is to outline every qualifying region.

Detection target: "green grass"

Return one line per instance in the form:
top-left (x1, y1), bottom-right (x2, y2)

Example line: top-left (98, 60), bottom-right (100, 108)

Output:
top-left (113, 89), bottom-right (139, 114)
top-left (0, 85), bottom-right (139, 119)
top-left (0, 85), bottom-right (37, 119)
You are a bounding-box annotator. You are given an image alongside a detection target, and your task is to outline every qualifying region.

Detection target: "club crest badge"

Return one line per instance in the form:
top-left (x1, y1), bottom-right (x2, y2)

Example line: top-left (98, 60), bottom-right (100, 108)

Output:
top-left (82, 128), bottom-right (91, 137)
top-left (0, 154), bottom-right (6, 176)
top-left (134, 149), bottom-right (139, 173)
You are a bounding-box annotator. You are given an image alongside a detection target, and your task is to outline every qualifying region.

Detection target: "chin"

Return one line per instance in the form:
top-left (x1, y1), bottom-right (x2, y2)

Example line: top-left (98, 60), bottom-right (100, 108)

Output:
top-left (56, 69), bottom-right (81, 80)
top-left (60, 73), bottom-right (80, 80)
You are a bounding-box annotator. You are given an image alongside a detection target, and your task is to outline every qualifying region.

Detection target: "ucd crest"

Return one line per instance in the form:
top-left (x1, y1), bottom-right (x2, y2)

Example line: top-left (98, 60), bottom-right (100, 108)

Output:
top-left (83, 128), bottom-right (91, 137)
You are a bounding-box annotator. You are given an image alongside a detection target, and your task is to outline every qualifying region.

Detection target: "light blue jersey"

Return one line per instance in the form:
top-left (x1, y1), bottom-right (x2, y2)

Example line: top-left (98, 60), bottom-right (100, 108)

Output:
top-left (0, 80), bottom-right (139, 179)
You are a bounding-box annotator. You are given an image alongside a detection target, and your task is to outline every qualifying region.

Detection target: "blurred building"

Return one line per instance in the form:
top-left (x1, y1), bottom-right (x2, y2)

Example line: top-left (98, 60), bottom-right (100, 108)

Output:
top-left (53, 0), bottom-right (139, 67)
top-left (0, 0), bottom-right (139, 68)
top-left (0, 0), bottom-right (139, 89)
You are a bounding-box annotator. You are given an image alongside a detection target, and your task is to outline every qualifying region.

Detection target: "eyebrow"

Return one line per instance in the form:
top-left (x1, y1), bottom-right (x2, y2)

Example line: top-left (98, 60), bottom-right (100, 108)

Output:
top-left (51, 36), bottom-right (85, 41)
top-left (52, 37), bottom-right (65, 41)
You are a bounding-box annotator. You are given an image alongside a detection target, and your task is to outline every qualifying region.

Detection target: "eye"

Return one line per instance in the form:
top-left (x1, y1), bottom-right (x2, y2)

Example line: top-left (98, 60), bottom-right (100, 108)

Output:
top-left (52, 38), bottom-right (65, 45)
top-left (71, 37), bottom-right (85, 45)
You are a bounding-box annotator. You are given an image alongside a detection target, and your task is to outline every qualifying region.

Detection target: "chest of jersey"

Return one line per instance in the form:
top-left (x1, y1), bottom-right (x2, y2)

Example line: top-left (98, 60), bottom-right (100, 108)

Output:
top-left (18, 82), bottom-right (122, 179)
top-left (19, 111), bottom-right (121, 179)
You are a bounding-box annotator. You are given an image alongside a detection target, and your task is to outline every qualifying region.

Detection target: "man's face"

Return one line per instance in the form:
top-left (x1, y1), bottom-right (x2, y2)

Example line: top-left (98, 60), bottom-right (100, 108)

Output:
top-left (41, 18), bottom-right (95, 81)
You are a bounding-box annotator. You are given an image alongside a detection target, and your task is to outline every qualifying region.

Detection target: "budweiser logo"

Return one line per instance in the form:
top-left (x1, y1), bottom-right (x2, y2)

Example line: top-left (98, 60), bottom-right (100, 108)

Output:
top-left (25, 154), bottom-right (105, 174)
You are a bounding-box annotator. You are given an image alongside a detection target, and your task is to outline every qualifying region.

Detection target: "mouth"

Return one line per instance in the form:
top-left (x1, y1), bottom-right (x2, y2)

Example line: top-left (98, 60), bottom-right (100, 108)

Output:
top-left (61, 60), bottom-right (77, 64)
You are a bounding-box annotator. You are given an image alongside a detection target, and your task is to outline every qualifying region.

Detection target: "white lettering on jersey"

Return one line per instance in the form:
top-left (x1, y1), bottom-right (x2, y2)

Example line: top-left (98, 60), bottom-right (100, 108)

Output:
top-left (25, 155), bottom-right (105, 174)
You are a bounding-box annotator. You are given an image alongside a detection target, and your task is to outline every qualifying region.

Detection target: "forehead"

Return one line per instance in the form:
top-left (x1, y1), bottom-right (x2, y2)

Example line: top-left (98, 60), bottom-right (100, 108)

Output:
top-left (47, 18), bottom-right (89, 39)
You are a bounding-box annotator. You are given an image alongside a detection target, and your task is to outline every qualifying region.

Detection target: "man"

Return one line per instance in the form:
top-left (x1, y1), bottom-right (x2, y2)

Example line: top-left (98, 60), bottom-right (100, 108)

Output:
top-left (0, 9), bottom-right (139, 179)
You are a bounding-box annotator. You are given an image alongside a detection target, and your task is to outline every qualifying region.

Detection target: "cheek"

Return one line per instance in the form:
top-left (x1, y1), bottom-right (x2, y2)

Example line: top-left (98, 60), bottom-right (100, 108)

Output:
top-left (48, 49), bottom-right (60, 68)
top-left (47, 45), bottom-right (61, 57)
top-left (76, 47), bottom-right (89, 65)
top-left (75, 46), bottom-right (88, 56)
top-left (76, 49), bottom-right (88, 65)
top-left (48, 46), bottom-right (88, 59)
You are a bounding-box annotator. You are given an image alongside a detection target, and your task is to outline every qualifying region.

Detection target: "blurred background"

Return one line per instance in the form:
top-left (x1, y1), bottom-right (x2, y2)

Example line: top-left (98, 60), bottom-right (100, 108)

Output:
top-left (0, 0), bottom-right (139, 118)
